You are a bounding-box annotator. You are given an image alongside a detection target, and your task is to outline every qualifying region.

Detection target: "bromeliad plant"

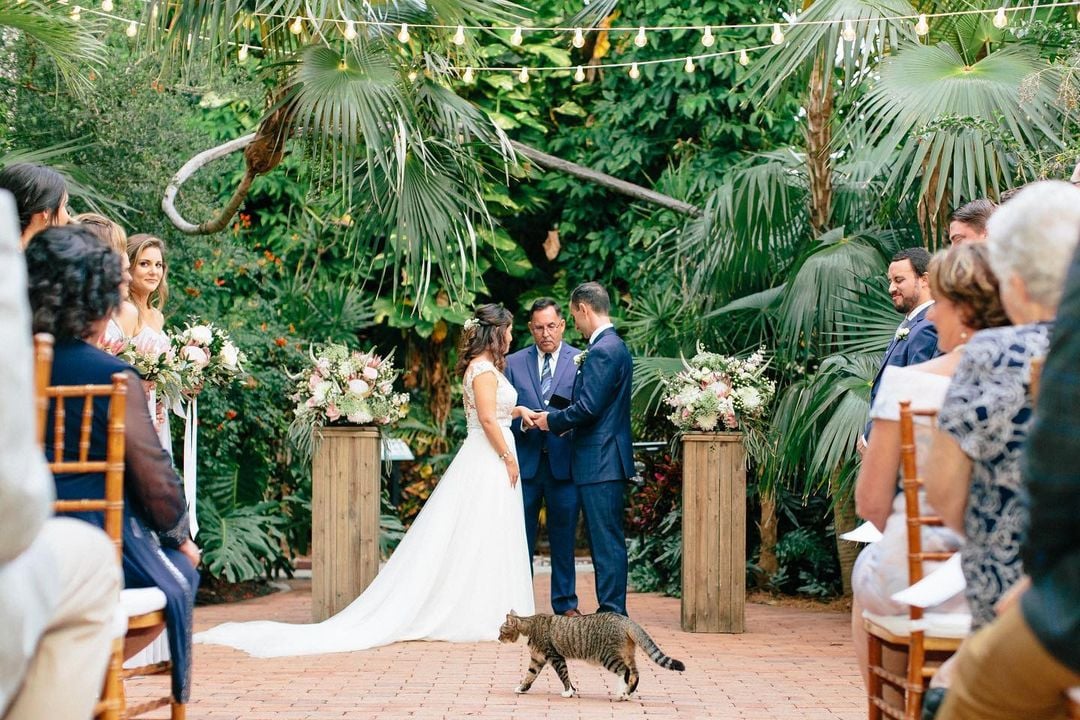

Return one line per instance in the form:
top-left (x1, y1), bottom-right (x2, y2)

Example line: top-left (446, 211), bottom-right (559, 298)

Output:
top-left (288, 343), bottom-right (410, 457)
top-left (661, 344), bottom-right (775, 434)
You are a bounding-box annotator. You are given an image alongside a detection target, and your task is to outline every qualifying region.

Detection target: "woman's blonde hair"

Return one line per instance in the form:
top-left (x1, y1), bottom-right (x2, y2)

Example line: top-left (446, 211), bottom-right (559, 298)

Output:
top-left (74, 212), bottom-right (127, 256)
top-left (127, 233), bottom-right (169, 311)
top-left (928, 243), bottom-right (1010, 331)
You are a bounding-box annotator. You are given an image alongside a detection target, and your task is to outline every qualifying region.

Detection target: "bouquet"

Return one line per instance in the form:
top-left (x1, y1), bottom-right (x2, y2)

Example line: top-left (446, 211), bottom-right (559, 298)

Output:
top-left (661, 344), bottom-right (775, 432)
top-left (289, 343), bottom-right (410, 443)
top-left (105, 335), bottom-right (185, 409)
top-left (172, 320), bottom-right (247, 394)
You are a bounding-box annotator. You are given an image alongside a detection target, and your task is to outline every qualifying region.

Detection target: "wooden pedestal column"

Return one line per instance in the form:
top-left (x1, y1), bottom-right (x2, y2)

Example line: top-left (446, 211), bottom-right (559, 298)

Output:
top-left (311, 426), bottom-right (381, 622)
top-left (681, 431), bottom-right (746, 633)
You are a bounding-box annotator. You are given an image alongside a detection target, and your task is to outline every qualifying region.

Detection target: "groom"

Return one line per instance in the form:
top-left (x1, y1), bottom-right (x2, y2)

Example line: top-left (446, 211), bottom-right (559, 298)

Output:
top-left (536, 282), bottom-right (634, 616)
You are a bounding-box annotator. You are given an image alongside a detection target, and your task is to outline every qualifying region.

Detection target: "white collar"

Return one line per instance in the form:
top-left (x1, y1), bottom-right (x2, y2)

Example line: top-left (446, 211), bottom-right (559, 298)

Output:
top-left (589, 323), bottom-right (614, 345)
top-left (538, 343), bottom-right (562, 359)
top-left (906, 299), bottom-right (934, 322)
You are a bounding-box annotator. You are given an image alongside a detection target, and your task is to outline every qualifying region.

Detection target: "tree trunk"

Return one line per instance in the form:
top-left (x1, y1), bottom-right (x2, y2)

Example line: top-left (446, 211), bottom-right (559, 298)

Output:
top-left (830, 472), bottom-right (859, 598)
top-left (756, 488), bottom-right (780, 585)
top-left (805, 51), bottom-right (834, 236)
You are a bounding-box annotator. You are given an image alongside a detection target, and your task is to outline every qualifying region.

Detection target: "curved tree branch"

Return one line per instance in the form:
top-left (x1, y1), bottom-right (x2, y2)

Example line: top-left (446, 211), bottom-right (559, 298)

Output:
top-left (162, 133), bottom-right (256, 234)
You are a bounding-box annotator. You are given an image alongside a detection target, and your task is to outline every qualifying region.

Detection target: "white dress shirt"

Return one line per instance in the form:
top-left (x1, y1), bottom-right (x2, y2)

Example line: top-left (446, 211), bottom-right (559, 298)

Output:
top-left (905, 299), bottom-right (934, 324)
top-left (536, 343), bottom-right (562, 380)
top-left (589, 322), bottom-right (614, 346)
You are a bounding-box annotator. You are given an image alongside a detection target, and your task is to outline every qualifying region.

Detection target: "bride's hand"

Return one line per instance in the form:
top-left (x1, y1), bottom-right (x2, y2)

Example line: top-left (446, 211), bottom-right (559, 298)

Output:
top-left (504, 455), bottom-right (520, 488)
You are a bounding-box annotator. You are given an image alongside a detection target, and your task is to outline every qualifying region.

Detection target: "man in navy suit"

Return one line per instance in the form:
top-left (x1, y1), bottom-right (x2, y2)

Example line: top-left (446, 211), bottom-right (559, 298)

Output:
top-left (504, 298), bottom-right (582, 617)
top-left (861, 247), bottom-right (940, 450)
top-left (536, 282), bottom-right (634, 616)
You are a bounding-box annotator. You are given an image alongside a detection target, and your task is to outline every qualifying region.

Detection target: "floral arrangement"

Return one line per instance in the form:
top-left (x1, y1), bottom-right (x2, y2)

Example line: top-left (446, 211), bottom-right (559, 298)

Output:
top-left (172, 320), bottom-right (247, 394)
top-left (104, 335), bottom-right (184, 407)
top-left (661, 344), bottom-right (775, 432)
top-left (289, 343), bottom-right (410, 443)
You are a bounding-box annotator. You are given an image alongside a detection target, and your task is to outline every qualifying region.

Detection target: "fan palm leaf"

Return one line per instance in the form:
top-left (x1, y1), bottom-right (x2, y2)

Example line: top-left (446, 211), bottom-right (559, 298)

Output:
top-left (0, 0), bottom-right (106, 96)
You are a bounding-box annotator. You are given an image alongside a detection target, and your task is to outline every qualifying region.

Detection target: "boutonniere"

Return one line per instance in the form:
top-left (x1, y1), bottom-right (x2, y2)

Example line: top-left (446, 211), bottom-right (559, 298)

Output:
top-left (574, 350), bottom-right (589, 369)
top-left (895, 327), bottom-right (910, 342)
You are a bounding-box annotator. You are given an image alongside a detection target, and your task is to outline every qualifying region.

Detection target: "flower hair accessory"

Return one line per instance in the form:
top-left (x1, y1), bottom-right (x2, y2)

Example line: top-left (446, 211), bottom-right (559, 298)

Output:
top-left (463, 318), bottom-right (481, 332)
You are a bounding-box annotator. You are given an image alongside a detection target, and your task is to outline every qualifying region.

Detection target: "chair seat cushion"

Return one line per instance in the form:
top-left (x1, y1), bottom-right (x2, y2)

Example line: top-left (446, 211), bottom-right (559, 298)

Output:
top-left (863, 610), bottom-right (971, 639)
top-left (121, 587), bottom-right (167, 617)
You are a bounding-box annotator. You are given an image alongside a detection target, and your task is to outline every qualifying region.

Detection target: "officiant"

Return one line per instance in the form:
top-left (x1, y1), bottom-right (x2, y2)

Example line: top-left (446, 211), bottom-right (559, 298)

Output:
top-left (504, 298), bottom-right (583, 617)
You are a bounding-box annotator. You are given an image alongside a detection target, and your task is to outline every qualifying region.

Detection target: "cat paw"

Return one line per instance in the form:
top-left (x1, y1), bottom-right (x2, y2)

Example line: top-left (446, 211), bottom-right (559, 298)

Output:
top-left (514, 685), bottom-right (530, 694)
top-left (560, 688), bottom-right (576, 698)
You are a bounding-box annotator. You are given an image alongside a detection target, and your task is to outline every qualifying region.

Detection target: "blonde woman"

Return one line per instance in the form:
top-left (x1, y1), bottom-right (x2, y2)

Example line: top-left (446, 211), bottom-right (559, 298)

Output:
top-left (74, 213), bottom-right (138, 342)
top-left (127, 233), bottom-right (173, 453)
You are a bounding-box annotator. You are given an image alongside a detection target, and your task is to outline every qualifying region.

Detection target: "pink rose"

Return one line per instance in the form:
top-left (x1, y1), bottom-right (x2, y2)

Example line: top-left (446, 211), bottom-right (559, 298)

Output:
top-left (362, 366), bottom-right (379, 381)
top-left (309, 374), bottom-right (322, 390)
top-left (181, 345), bottom-right (210, 368)
top-left (326, 403), bottom-right (341, 421)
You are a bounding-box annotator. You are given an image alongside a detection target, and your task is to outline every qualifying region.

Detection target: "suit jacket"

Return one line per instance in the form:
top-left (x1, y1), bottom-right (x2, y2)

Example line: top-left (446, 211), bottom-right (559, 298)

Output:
top-left (546, 327), bottom-right (635, 485)
top-left (504, 343), bottom-right (580, 481)
top-left (866, 304), bottom-right (939, 436)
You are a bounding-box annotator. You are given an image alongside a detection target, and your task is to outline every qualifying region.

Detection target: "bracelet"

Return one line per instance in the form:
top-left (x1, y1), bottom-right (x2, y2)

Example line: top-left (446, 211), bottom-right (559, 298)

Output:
top-left (498, 450), bottom-right (512, 461)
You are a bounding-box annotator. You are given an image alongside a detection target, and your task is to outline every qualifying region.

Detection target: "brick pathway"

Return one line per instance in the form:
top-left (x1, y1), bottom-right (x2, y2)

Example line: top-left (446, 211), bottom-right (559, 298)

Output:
top-left (127, 570), bottom-right (864, 719)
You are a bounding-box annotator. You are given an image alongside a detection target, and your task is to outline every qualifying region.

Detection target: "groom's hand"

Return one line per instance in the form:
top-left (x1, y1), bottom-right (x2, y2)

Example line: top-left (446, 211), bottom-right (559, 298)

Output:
top-left (535, 412), bottom-right (550, 432)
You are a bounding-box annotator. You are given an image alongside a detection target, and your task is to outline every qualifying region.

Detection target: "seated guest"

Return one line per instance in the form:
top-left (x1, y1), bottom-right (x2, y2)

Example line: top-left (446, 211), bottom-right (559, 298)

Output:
top-left (947, 199), bottom-right (995, 245)
top-left (0, 163), bottom-right (69, 248)
top-left (850, 244), bottom-right (1010, 684)
top-left (25, 225), bottom-right (200, 707)
top-left (927, 180), bottom-right (1080, 631)
top-left (74, 212), bottom-right (138, 340)
top-left (0, 192), bottom-right (118, 719)
top-left (937, 233), bottom-right (1080, 720)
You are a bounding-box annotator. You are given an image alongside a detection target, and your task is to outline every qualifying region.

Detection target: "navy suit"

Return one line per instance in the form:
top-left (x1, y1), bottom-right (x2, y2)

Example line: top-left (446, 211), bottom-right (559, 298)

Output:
top-left (865, 303), bottom-right (940, 437)
top-left (505, 343), bottom-right (581, 614)
top-left (547, 326), bottom-right (634, 615)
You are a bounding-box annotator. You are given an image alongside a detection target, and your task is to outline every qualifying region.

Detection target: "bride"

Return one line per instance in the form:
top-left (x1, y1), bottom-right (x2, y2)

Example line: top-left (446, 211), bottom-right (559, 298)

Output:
top-left (196, 304), bottom-right (538, 657)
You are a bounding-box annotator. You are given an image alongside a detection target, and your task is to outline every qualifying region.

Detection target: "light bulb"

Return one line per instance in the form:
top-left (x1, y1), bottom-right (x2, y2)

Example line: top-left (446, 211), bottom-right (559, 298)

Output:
top-left (574, 65), bottom-right (585, 82)
top-left (453, 25), bottom-right (465, 45)
top-left (915, 13), bottom-right (929, 36)
top-left (992, 6), bottom-right (1007, 29)
top-left (397, 23), bottom-right (410, 43)
top-left (343, 20), bottom-right (357, 40)
top-left (841, 19), bottom-right (856, 43)
top-left (100, 0), bottom-right (112, 11)
top-left (684, 56), bottom-right (695, 73)
top-left (634, 26), bottom-right (647, 47)
top-left (572, 27), bottom-right (585, 48)
top-left (628, 62), bottom-right (640, 79)
top-left (463, 66), bottom-right (474, 83)
top-left (238, 44), bottom-right (249, 61)
top-left (701, 26), bottom-right (714, 47)
top-left (125, 20), bottom-right (137, 36)
top-left (407, 70), bottom-right (418, 81)
top-left (289, 16), bottom-right (303, 34)
top-left (738, 48), bottom-right (749, 66)
top-left (510, 26), bottom-right (522, 45)
top-left (70, 5), bottom-right (81, 20)
top-left (518, 66), bottom-right (529, 83)
top-left (770, 24), bottom-right (785, 45)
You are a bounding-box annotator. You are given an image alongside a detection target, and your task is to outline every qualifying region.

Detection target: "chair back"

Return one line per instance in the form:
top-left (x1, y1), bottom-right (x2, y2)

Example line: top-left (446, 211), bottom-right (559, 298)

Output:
top-left (1029, 356), bottom-right (1044, 406)
top-left (33, 334), bottom-right (127, 558)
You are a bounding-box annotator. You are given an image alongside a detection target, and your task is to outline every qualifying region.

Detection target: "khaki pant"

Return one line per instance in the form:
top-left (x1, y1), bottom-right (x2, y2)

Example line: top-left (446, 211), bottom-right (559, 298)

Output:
top-left (4, 519), bottom-right (119, 720)
top-left (939, 603), bottom-right (1080, 720)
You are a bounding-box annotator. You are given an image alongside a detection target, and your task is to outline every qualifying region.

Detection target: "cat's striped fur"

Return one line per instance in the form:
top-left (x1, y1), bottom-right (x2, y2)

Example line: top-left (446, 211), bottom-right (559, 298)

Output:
top-left (498, 611), bottom-right (685, 700)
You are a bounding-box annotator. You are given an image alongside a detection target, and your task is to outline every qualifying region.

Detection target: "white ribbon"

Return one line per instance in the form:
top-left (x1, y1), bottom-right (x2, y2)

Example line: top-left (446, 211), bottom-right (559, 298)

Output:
top-left (182, 396), bottom-right (199, 538)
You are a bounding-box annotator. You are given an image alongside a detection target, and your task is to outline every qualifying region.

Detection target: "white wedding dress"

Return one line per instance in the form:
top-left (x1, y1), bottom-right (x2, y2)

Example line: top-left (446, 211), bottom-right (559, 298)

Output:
top-left (195, 360), bottom-right (535, 657)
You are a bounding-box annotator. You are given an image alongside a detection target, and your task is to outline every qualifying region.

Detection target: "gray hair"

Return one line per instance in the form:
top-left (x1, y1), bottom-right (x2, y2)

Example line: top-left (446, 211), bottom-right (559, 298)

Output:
top-left (986, 180), bottom-right (1080, 310)
top-left (570, 281), bottom-right (611, 314)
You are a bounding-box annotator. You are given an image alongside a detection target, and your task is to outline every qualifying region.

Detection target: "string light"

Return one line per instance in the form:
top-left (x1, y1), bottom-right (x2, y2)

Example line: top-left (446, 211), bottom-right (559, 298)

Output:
top-left (397, 23), bottom-right (410, 43)
top-left (70, 5), bottom-right (81, 20)
top-left (992, 6), bottom-right (1008, 28)
top-left (915, 13), bottom-right (929, 36)
top-left (343, 19), bottom-right (357, 40)
top-left (841, 19), bottom-right (856, 43)
top-left (238, 43), bottom-right (249, 61)
top-left (100, 0), bottom-right (112, 11)
top-left (634, 25), bottom-right (647, 47)
top-left (452, 25), bottom-right (465, 45)
top-left (628, 61), bottom-right (640, 79)
top-left (770, 23), bottom-right (785, 45)
top-left (683, 56), bottom-right (695, 73)
top-left (738, 48), bottom-right (749, 66)
top-left (518, 66), bottom-right (529, 83)
top-left (701, 26), bottom-right (714, 47)
top-left (572, 27), bottom-right (585, 48)
top-left (463, 66), bottom-right (474, 82)
top-left (408, 69), bottom-right (418, 81)
top-left (289, 16), bottom-right (303, 34)
top-left (125, 19), bottom-right (137, 36)
top-left (574, 65), bottom-right (585, 82)
top-left (338, 57), bottom-right (348, 71)
top-left (510, 25), bottom-right (523, 45)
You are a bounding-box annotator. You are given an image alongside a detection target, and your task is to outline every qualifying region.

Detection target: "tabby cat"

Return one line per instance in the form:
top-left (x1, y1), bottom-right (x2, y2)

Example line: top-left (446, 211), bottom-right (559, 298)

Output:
top-left (498, 611), bottom-right (686, 700)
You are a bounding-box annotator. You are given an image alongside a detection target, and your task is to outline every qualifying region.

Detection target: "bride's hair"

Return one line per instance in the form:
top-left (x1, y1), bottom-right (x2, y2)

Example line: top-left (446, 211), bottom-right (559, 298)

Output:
top-left (456, 303), bottom-right (513, 376)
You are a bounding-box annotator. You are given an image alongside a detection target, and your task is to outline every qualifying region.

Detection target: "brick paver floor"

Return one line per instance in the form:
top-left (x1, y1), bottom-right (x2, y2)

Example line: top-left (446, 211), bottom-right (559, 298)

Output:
top-left (127, 570), bottom-right (864, 719)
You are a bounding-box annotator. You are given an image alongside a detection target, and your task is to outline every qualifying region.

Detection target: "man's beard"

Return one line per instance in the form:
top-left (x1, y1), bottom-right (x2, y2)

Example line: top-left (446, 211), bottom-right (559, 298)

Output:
top-left (893, 294), bottom-right (917, 314)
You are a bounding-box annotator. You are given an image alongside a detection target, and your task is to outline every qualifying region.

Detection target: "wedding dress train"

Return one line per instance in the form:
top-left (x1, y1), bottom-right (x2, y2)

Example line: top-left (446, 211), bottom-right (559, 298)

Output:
top-left (195, 361), bottom-right (535, 657)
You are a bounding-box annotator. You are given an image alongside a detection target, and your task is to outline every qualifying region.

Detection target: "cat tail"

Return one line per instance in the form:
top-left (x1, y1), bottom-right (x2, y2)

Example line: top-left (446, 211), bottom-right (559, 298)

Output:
top-left (629, 623), bottom-right (686, 672)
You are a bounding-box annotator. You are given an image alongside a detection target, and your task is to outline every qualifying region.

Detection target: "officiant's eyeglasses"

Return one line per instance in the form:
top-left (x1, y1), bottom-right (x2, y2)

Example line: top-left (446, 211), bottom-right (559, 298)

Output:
top-left (529, 321), bottom-right (564, 335)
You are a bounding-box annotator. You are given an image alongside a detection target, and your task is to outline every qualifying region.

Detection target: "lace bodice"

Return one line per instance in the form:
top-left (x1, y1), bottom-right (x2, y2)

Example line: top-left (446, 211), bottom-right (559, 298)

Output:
top-left (462, 361), bottom-right (517, 430)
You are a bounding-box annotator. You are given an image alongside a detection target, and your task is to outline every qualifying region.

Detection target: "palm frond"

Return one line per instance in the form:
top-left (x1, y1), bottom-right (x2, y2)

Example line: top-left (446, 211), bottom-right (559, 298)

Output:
top-left (0, 0), bottom-right (106, 95)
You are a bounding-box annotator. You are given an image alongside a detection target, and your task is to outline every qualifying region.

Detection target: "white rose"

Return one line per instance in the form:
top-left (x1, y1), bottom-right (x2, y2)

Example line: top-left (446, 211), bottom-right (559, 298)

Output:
top-left (362, 366), bottom-right (379, 381)
top-left (181, 345), bottom-right (210, 368)
top-left (313, 380), bottom-right (332, 403)
top-left (348, 379), bottom-right (371, 396)
top-left (347, 410), bottom-right (374, 424)
top-left (188, 325), bottom-right (213, 346)
top-left (378, 382), bottom-right (393, 395)
top-left (221, 341), bottom-right (240, 370)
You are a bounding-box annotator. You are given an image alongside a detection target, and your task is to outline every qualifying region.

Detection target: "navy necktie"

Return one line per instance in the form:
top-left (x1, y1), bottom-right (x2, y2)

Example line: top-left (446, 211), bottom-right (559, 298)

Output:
top-left (541, 352), bottom-right (553, 402)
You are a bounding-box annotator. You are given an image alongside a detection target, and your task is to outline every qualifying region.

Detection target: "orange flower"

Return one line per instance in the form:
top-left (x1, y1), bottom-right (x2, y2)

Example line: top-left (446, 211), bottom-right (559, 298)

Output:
top-left (194, 259), bottom-right (204, 270)
top-left (185, 287), bottom-right (201, 298)
top-left (225, 410), bottom-right (238, 420)
top-left (215, 278), bottom-right (226, 287)
top-left (275, 337), bottom-right (287, 347)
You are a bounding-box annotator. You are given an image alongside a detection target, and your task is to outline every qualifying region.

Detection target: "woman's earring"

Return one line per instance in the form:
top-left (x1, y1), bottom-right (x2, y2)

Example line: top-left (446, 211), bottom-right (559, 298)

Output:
top-left (960, 330), bottom-right (969, 341)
